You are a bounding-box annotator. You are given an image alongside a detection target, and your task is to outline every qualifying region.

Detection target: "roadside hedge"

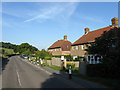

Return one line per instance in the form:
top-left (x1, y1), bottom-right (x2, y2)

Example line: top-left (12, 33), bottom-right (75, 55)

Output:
top-left (87, 62), bottom-right (120, 79)
top-left (52, 55), bottom-right (73, 60)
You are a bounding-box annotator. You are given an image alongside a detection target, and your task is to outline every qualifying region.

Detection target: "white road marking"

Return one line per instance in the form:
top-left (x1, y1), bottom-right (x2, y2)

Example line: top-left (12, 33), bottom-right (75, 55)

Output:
top-left (14, 59), bottom-right (22, 87)
top-left (16, 70), bottom-right (22, 87)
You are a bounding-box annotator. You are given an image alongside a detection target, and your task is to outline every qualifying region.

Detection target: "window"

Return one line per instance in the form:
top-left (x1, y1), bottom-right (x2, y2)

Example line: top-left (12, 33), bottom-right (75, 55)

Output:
top-left (112, 44), bottom-right (116, 48)
top-left (81, 45), bottom-right (84, 50)
top-left (72, 47), bottom-right (74, 50)
top-left (60, 48), bottom-right (61, 51)
top-left (67, 46), bottom-right (69, 48)
top-left (76, 46), bottom-right (78, 50)
top-left (86, 44), bottom-right (89, 47)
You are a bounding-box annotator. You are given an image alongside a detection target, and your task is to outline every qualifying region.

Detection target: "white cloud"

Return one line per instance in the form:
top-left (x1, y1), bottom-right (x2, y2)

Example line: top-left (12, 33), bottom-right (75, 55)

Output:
top-left (24, 2), bottom-right (78, 23)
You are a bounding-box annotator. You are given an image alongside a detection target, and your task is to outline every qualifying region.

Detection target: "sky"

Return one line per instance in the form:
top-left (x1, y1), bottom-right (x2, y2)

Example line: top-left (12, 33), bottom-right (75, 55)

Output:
top-left (2, 2), bottom-right (118, 50)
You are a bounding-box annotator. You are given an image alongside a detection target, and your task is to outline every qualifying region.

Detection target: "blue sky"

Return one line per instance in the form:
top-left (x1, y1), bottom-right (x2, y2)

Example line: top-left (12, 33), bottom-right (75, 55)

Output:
top-left (2, 2), bottom-right (118, 50)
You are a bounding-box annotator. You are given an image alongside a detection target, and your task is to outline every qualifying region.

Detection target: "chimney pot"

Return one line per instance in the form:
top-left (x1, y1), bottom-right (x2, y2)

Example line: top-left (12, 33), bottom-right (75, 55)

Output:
top-left (64, 35), bottom-right (67, 40)
top-left (85, 28), bottom-right (89, 34)
top-left (111, 17), bottom-right (119, 27)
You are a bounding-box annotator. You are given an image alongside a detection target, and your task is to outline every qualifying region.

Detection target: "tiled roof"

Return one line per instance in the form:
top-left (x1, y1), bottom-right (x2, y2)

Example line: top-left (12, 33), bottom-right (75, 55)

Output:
top-left (48, 40), bottom-right (72, 51)
top-left (72, 26), bottom-right (115, 46)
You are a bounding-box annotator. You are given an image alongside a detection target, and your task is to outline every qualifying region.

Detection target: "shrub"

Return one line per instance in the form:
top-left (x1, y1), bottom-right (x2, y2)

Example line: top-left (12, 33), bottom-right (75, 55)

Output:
top-left (52, 55), bottom-right (73, 60)
top-left (86, 59), bottom-right (120, 79)
top-left (86, 64), bottom-right (106, 77)
top-left (66, 63), bottom-right (75, 70)
top-left (45, 57), bottom-right (51, 60)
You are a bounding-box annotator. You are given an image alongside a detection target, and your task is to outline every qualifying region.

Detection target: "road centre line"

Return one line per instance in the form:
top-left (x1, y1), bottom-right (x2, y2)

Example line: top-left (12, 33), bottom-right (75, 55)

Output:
top-left (14, 59), bottom-right (22, 87)
top-left (16, 70), bottom-right (22, 87)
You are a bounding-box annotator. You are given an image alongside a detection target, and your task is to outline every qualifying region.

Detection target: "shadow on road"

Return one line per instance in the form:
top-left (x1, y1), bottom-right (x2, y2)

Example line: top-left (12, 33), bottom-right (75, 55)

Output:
top-left (2, 54), bottom-right (18, 72)
top-left (1, 57), bottom-right (9, 72)
top-left (40, 70), bottom-right (74, 88)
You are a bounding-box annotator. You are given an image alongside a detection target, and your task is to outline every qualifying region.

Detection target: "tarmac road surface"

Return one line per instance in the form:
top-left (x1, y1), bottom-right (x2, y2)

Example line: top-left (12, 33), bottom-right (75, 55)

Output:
top-left (2, 56), bottom-right (86, 88)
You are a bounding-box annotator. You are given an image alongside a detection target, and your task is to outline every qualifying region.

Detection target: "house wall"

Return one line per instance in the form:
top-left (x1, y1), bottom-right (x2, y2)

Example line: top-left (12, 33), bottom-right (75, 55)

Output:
top-left (62, 51), bottom-right (71, 55)
top-left (71, 44), bottom-right (91, 57)
top-left (48, 48), bottom-right (71, 55)
top-left (52, 57), bottom-right (61, 67)
top-left (48, 48), bottom-right (62, 55)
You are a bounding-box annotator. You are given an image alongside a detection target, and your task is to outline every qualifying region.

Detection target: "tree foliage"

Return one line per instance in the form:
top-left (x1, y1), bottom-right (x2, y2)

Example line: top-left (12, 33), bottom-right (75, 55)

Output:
top-left (1, 42), bottom-right (51, 59)
top-left (88, 27), bottom-right (120, 57)
top-left (37, 49), bottom-right (51, 60)
top-left (1, 42), bottom-right (38, 55)
top-left (87, 27), bottom-right (120, 79)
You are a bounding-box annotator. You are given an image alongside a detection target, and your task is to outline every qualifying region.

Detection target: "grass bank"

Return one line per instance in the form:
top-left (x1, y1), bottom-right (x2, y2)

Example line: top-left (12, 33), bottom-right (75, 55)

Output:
top-left (45, 65), bottom-right (61, 70)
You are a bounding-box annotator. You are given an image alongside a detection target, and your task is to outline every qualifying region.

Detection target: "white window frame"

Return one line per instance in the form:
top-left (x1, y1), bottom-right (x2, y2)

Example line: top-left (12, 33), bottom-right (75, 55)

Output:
top-left (72, 46), bottom-right (74, 50)
top-left (81, 45), bottom-right (84, 50)
top-left (112, 44), bottom-right (116, 48)
top-left (76, 46), bottom-right (79, 50)
top-left (67, 46), bottom-right (69, 48)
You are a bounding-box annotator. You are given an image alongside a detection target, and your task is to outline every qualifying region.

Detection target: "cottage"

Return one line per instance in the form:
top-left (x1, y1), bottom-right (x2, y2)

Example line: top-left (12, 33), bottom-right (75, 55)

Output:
top-left (48, 35), bottom-right (72, 55)
top-left (71, 17), bottom-right (119, 63)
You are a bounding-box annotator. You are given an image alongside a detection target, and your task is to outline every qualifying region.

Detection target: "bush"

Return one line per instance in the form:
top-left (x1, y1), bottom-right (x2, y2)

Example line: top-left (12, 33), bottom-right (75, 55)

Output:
top-left (52, 55), bottom-right (61, 58)
top-left (87, 64), bottom-right (106, 77)
top-left (66, 63), bottom-right (75, 70)
top-left (52, 55), bottom-right (73, 60)
top-left (45, 57), bottom-right (51, 60)
top-left (87, 58), bottom-right (120, 79)
top-left (74, 57), bottom-right (79, 61)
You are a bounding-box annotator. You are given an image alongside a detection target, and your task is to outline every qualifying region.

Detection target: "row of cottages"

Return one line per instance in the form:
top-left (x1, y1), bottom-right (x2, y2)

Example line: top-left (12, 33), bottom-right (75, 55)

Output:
top-left (48, 17), bottom-right (119, 62)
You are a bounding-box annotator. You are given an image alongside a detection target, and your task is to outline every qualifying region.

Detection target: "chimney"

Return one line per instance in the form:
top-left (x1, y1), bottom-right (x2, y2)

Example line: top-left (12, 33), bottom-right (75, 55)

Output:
top-left (111, 17), bottom-right (119, 27)
top-left (64, 35), bottom-right (67, 40)
top-left (85, 28), bottom-right (89, 34)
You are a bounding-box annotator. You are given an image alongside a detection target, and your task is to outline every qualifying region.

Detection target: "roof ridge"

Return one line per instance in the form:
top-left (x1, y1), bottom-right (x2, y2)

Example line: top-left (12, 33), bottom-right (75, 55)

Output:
top-left (88, 26), bottom-right (111, 33)
top-left (48, 39), bottom-right (72, 50)
top-left (72, 26), bottom-right (113, 45)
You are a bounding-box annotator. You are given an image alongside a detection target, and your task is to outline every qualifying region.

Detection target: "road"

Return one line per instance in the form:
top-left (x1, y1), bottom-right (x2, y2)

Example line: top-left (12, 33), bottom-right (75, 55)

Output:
top-left (2, 56), bottom-right (86, 88)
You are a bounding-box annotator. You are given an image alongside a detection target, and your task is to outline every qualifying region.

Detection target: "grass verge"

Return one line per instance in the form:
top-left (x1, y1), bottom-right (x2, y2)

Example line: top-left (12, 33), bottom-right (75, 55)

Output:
top-left (45, 65), bottom-right (61, 70)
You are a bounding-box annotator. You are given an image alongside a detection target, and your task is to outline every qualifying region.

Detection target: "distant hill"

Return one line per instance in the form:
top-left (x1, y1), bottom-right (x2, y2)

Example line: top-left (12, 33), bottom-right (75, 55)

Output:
top-left (0, 42), bottom-right (39, 56)
top-left (0, 47), bottom-right (15, 58)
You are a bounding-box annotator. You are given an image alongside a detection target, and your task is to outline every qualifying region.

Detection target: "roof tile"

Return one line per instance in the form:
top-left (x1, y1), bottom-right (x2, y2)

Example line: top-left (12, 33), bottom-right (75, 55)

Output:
top-left (48, 40), bottom-right (72, 51)
top-left (72, 26), bottom-right (115, 45)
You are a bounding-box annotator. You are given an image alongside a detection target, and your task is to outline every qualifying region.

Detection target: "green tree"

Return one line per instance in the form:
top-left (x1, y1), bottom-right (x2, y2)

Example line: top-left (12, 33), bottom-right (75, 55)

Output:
top-left (1, 42), bottom-right (39, 56)
top-left (88, 27), bottom-right (120, 57)
top-left (87, 27), bottom-right (120, 79)
top-left (34, 49), bottom-right (51, 60)
top-left (22, 49), bottom-right (31, 56)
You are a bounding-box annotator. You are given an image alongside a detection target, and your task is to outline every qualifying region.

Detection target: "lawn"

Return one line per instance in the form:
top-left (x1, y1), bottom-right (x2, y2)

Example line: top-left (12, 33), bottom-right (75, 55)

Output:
top-left (45, 65), bottom-right (61, 70)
